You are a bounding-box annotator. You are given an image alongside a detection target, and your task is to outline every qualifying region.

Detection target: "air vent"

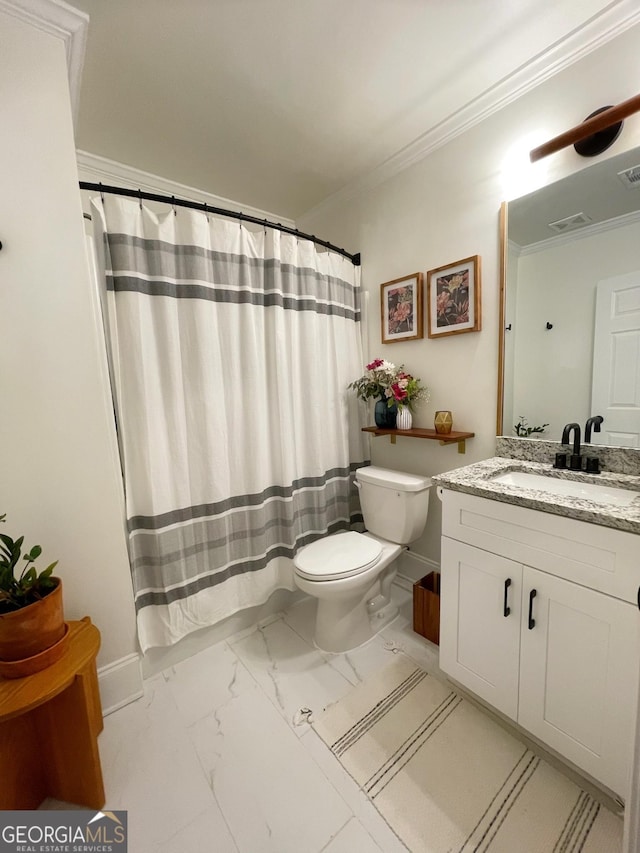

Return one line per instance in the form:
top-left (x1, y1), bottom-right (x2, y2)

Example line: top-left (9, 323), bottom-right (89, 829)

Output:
top-left (617, 164), bottom-right (640, 189)
top-left (547, 212), bottom-right (592, 234)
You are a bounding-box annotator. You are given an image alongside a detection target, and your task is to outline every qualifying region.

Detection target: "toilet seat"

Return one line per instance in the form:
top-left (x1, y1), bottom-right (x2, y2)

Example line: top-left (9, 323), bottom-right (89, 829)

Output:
top-left (294, 531), bottom-right (383, 581)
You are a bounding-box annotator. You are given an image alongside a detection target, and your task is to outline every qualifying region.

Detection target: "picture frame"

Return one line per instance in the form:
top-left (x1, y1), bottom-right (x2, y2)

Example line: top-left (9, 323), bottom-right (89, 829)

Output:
top-left (380, 272), bottom-right (424, 344)
top-left (427, 255), bottom-right (481, 338)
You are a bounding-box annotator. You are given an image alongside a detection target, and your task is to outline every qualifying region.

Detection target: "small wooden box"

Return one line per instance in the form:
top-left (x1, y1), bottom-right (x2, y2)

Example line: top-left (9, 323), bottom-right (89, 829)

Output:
top-left (413, 572), bottom-right (441, 645)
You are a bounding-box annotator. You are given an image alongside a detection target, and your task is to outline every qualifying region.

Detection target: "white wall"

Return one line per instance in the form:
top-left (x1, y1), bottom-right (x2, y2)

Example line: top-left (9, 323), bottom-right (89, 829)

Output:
top-left (512, 219), bottom-right (640, 439)
top-left (298, 22), bottom-right (640, 576)
top-left (0, 10), bottom-right (138, 674)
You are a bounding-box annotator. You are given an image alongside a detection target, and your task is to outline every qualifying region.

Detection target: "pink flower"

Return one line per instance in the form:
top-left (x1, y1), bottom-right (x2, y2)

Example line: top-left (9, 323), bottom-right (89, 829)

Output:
top-left (437, 292), bottom-right (452, 318)
top-left (366, 358), bottom-right (384, 370)
top-left (392, 302), bottom-right (411, 323)
top-left (391, 382), bottom-right (408, 402)
top-left (454, 300), bottom-right (469, 324)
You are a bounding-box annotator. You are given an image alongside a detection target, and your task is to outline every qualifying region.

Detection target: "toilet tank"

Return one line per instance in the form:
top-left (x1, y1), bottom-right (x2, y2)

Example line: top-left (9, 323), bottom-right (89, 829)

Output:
top-left (355, 466), bottom-right (432, 544)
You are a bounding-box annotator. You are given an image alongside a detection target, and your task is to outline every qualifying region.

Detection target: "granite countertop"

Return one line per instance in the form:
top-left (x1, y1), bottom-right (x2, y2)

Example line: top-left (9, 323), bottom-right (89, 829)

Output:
top-left (432, 457), bottom-right (640, 535)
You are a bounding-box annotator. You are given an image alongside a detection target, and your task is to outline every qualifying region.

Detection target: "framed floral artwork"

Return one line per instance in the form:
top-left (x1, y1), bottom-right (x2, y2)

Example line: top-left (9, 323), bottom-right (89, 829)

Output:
top-left (427, 255), bottom-right (481, 338)
top-left (380, 272), bottom-right (424, 344)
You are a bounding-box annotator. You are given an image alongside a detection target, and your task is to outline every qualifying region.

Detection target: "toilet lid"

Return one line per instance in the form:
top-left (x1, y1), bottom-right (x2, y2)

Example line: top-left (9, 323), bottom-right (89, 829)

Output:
top-left (294, 531), bottom-right (383, 581)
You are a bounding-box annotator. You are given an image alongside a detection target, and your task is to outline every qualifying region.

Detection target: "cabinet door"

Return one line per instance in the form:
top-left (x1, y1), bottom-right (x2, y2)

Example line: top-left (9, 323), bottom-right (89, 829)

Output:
top-left (519, 565), bottom-right (639, 798)
top-left (440, 537), bottom-right (522, 720)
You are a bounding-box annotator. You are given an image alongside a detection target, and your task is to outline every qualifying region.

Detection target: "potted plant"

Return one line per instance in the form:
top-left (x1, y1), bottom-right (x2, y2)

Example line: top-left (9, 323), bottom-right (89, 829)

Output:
top-left (0, 513), bottom-right (67, 677)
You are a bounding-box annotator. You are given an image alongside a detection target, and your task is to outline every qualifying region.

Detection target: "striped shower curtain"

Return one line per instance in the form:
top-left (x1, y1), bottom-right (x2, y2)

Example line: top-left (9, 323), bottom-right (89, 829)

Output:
top-left (91, 196), bottom-right (368, 651)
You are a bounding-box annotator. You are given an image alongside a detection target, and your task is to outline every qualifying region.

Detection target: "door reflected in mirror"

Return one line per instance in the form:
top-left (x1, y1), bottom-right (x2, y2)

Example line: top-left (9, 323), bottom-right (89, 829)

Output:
top-left (498, 145), bottom-right (640, 448)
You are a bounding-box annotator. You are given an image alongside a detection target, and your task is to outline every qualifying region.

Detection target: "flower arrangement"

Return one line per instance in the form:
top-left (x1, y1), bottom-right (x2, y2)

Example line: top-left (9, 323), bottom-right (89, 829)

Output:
top-left (349, 358), bottom-right (430, 411)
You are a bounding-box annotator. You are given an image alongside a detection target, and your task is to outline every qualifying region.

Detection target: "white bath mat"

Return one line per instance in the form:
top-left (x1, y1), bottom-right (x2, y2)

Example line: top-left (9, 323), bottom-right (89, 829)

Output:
top-left (313, 654), bottom-right (623, 853)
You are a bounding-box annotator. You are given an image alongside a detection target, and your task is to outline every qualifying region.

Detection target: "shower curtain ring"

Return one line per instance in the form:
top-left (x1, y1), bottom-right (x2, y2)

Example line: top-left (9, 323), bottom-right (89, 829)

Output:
top-left (137, 188), bottom-right (143, 210)
top-left (203, 202), bottom-right (209, 222)
top-left (99, 182), bottom-right (104, 204)
top-left (171, 195), bottom-right (177, 216)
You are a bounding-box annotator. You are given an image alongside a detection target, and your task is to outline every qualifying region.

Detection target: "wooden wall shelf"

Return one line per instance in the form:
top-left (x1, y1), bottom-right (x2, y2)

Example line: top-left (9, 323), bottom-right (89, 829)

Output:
top-left (362, 426), bottom-right (475, 453)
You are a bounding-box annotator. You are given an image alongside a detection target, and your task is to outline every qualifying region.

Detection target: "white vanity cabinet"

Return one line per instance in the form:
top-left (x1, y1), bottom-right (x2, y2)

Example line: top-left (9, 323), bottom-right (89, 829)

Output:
top-left (439, 489), bottom-right (640, 798)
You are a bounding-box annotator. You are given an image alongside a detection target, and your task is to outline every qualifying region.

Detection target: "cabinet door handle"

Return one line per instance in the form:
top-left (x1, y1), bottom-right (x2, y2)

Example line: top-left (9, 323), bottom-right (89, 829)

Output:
top-left (528, 589), bottom-right (537, 629)
top-left (503, 578), bottom-right (512, 617)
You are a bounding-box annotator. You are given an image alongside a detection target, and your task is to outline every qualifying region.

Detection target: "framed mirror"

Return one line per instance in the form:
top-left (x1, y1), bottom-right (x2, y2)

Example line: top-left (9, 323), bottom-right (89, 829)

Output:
top-left (497, 145), bottom-right (640, 448)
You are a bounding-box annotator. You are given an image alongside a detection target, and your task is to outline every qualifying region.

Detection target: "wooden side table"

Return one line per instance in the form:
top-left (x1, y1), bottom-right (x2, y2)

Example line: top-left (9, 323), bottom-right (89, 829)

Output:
top-left (0, 617), bottom-right (105, 810)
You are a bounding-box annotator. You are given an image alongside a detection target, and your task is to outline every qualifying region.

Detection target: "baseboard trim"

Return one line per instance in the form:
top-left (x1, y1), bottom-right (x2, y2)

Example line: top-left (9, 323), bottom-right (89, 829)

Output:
top-left (98, 653), bottom-right (143, 716)
top-left (399, 550), bottom-right (440, 583)
top-left (394, 573), bottom-right (414, 592)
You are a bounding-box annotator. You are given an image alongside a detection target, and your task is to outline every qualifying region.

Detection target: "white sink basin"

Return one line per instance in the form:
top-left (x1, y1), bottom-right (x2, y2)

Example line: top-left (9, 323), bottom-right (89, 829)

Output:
top-left (490, 471), bottom-right (640, 507)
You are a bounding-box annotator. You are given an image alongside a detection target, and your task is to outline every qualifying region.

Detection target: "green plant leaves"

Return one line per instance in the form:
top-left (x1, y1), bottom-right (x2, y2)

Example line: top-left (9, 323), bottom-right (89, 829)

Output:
top-left (0, 515), bottom-right (58, 612)
top-left (40, 561), bottom-right (58, 578)
top-left (22, 566), bottom-right (37, 587)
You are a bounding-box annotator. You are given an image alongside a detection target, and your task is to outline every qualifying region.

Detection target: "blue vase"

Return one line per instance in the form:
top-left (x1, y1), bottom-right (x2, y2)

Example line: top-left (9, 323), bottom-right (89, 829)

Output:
top-left (374, 397), bottom-right (397, 428)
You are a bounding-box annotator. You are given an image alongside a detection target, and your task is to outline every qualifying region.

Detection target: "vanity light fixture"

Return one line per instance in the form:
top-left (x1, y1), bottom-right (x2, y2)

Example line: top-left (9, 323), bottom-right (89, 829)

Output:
top-left (529, 92), bottom-right (640, 162)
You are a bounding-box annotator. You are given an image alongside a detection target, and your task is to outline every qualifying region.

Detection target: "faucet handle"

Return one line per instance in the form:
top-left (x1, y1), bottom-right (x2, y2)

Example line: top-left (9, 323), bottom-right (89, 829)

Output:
top-left (585, 457), bottom-right (601, 474)
top-left (553, 453), bottom-right (567, 469)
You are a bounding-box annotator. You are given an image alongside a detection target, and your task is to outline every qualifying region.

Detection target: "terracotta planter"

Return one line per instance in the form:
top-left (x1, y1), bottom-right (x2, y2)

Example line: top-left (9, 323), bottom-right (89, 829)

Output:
top-left (0, 578), bottom-right (65, 663)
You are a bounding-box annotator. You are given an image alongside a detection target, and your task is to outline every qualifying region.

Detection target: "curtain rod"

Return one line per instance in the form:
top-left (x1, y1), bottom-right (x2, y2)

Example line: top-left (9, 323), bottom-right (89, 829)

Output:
top-left (78, 181), bottom-right (361, 266)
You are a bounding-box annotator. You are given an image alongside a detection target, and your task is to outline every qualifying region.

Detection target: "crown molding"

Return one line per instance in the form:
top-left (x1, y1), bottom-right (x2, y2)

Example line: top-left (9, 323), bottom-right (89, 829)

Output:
top-left (0, 0), bottom-right (88, 127)
top-left (517, 207), bottom-right (640, 256)
top-left (301, 0), bottom-right (640, 223)
top-left (507, 239), bottom-right (523, 258)
top-left (76, 150), bottom-right (297, 228)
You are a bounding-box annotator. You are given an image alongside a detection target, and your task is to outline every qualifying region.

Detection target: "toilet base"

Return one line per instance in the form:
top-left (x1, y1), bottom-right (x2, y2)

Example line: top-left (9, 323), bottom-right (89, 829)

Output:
top-left (369, 601), bottom-right (399, 632)
top-left (313, 597), bottom-right (399, 654)
top-left (314, 594), bottom-right (372, 653)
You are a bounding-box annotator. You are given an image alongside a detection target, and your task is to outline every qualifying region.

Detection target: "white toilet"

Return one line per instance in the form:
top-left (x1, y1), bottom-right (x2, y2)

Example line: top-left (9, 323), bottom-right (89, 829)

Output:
top-left (293, 466), bottom-right (432, 653)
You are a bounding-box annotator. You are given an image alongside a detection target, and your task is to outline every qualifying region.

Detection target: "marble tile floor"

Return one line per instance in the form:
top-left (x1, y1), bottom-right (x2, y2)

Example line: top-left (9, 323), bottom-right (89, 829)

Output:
top-left (90, 583), bottom-right (442, 853)
top-left (43, 581), bottom-right (622, 851)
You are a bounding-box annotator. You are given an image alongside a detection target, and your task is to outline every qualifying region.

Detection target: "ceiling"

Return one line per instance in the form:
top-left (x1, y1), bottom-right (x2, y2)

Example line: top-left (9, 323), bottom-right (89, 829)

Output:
top-left (71, 0), bottom-right (635, 220)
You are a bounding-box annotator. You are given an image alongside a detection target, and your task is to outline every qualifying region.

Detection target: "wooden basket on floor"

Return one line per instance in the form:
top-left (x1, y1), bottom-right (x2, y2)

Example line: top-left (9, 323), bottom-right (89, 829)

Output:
top-left (413, 572), bottom-right (440, 645)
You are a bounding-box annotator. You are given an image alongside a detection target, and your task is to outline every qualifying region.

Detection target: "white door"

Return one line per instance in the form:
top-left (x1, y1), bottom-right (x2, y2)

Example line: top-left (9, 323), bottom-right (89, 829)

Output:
top-left (518, 566), bottom-right (639, 798)
top-left (591, 271), bottom-right (640, 446)
top-left (439, 538), bottom-right (522, 721)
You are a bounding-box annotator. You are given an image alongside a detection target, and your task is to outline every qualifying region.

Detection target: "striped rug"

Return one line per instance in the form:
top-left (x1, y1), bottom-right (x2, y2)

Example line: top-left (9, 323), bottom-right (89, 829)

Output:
top-left (313, 655), bottom-right (623, 853)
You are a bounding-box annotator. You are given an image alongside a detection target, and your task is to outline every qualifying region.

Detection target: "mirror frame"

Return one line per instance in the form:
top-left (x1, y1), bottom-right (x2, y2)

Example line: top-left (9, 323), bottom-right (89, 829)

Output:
top-left (496, 201), bottom-right (508, 436)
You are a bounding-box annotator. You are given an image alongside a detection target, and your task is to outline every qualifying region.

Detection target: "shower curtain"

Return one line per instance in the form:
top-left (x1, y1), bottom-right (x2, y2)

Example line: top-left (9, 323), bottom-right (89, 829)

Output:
top-left (91, 196), bottom-right (369, 651)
